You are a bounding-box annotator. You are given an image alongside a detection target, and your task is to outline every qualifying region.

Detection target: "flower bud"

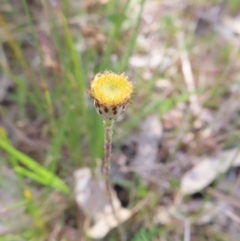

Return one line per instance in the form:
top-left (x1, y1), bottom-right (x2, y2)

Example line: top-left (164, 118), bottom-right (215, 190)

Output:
top-left (90, 71), bottom-right (133, 121)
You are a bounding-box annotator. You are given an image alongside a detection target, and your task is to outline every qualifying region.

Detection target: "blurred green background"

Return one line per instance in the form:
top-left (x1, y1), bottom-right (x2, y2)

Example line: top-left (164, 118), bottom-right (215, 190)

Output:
top-left (1, 0), bottom-right (240, 240)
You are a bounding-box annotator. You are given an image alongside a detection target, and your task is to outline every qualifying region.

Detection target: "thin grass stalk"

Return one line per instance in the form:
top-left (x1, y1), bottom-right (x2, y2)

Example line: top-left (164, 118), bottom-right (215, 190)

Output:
top-left (0, 16), bottom-right (40, 95)
top-left (100, 0), bottom-right (131, 70)
top-left (118, 0), bottom-right (145, 72)
top-left (21, 0), bottom-right (48, 80)
top-left (0, 53), bottom-right (39, 111)
top-left (59, 11), bottom-right (86, 116)
top-left (21, 0), bottom-right (55, 118)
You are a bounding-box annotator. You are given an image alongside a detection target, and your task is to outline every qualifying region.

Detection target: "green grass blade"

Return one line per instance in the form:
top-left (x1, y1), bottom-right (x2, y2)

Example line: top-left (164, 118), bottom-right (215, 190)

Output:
top-left (118, 0), bottom-right (145, 72)
top-left (0, 139), bottom-right (69, 193)
top-left (100, 0), bottom-right (132, 70)
top-left (60, 12), bottom-right (86, 115)
top-left (14, 166), bottom-right (68, 193)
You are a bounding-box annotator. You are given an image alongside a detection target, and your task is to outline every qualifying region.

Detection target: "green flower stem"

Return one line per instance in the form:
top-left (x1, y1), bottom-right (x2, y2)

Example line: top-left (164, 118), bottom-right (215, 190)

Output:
top-left (103, 120), bottom-right (125, 241)
top-left (103, 120), bottom-right (113, 191)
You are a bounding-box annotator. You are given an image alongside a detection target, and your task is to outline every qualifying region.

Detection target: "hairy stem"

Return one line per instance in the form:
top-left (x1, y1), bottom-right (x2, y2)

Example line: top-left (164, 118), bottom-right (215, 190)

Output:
top-left (103, 120), bottom-right (113, 194)
top-left (103, 120), bottom-right (125, 241)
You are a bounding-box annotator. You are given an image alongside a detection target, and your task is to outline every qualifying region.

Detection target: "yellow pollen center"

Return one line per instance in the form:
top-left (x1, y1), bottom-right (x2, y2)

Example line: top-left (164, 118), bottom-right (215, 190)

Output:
top-left (90, 72), bottom-right (133, 106)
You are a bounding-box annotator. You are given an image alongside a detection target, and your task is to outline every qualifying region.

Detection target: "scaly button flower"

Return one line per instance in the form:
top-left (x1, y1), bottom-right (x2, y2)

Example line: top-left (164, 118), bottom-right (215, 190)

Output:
top-left (90, 71), bottom-right (133, 121)
top-left (89, 71), bottom-right (133, 235)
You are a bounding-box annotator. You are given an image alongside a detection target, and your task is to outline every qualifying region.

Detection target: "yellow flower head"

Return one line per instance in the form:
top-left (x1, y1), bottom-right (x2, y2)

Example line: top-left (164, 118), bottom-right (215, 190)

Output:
top-left (90, 71), bottom-right (133, 121)
top-left (90, 71), bottom-right (133, 107)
